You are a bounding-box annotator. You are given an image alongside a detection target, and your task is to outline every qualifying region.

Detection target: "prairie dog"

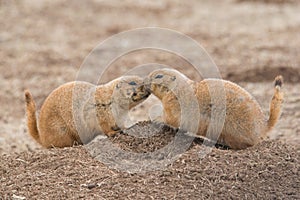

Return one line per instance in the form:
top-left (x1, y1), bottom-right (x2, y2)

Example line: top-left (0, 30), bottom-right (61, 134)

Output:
top-left (25, 76), bottom-right (150, 148)
top-left (145, 68), bottom-right (283, 149)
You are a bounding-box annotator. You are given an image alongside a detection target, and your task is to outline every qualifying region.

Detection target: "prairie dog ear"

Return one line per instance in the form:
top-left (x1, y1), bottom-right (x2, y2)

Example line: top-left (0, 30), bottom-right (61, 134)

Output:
top-left (171, 76), bottom-right (176, 81)
top-left (116, 83), bottom-right (121, 89)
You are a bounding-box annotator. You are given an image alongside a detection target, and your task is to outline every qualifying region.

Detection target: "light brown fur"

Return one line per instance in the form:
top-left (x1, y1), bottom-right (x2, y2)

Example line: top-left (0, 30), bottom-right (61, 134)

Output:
top-left (25, 76), bottom-right (150, 148)
top-left (145, 68), bottom-right (283, 149)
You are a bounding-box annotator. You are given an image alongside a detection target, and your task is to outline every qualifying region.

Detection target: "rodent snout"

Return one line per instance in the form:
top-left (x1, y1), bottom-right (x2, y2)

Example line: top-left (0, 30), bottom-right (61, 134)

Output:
top-left (144, 83), bottom-right (152, 93)
top-left (139, 85), bottom-right (151, 98)
top-left (142, 77), bottom-right (153, 92)
top-left (131, 84), bottom-right (151, 102)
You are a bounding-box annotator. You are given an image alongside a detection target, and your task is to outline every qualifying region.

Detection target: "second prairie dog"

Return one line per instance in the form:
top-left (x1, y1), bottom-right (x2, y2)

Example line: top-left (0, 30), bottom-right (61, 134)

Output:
top-left (25, 76), bottom-right (150, 148)
top-left (145, 68), bottom-right (284, 149)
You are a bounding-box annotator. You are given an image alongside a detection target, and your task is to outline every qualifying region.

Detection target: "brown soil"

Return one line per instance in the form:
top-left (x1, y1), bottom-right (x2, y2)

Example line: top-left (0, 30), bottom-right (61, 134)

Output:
top-left (110, 121), bottom-right (178, 153)
top-left (1, 0), bottom-right (300, 199)
top-left (1, 126), bottom-right (299, 199)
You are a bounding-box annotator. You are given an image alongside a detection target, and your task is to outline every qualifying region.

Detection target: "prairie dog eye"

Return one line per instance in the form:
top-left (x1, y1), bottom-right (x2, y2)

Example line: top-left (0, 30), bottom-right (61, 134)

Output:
top-left (128, 81), bottom-right (137, 86)
top-left (155, 74), bottom-right (163, 79)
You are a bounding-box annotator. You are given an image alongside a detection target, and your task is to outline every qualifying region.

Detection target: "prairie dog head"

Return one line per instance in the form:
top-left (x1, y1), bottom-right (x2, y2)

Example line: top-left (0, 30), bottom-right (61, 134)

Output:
top-left (112, 75), bottom-right (150, 109)
top-left (144, 68), bottom-right (193, 99)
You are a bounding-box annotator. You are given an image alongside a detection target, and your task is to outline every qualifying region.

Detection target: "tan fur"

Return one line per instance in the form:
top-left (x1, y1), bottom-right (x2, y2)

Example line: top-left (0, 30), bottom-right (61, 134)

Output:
top-left (145, 68), bottom-right (284, 149)
top-left (25, 76), bottom-right (150, 148)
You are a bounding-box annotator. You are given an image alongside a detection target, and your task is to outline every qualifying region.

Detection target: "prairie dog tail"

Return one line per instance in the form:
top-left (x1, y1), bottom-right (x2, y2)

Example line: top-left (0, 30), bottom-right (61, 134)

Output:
top-left (267, 75), bottom-right (284, 131)
top-left (25, 90), bottom-right (41, 144)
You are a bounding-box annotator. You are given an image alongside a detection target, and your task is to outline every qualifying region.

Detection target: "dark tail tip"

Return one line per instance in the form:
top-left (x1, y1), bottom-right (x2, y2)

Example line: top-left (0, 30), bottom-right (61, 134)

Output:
top-left (274, 75), bottom-right (283, 87)
top-left (24, 90), bottom-right (32, 104)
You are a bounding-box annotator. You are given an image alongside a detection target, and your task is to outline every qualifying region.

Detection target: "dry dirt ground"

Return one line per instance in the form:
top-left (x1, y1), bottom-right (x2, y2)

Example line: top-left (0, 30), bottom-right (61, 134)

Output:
top-left (0, 0), bottom-right (300, 199)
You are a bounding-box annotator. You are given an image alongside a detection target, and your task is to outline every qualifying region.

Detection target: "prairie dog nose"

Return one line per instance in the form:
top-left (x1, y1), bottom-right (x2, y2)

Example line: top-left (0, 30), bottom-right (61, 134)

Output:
top-left (143, 77), bottom-right (152, 90)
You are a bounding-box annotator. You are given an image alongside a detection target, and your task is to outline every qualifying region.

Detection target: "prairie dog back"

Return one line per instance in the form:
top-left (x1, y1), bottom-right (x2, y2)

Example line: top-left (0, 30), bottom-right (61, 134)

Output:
top-left (145, 68), bottom-right (283, 149)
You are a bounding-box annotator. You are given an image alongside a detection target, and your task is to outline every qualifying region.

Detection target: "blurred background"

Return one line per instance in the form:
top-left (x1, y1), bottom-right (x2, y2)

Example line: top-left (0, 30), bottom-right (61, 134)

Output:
top-left (0, 0), bottom-right (299, 154)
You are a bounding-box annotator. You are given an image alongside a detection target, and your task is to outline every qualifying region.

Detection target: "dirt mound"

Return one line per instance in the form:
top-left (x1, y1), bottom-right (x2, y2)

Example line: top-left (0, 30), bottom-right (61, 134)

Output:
top-left (109, 121), bottom-right (177, 153)
top-left (1, 122), bottom-right (299, 199)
